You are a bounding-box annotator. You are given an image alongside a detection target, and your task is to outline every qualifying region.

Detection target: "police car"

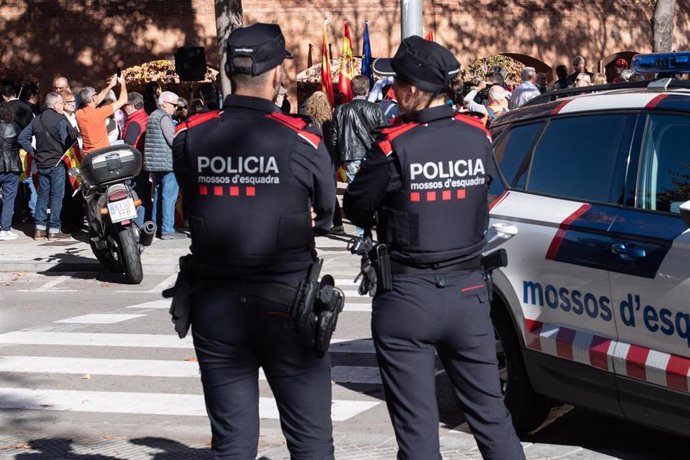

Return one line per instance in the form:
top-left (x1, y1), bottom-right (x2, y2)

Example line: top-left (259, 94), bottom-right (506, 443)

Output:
top-left (487, 52), bottom-right (690, 436)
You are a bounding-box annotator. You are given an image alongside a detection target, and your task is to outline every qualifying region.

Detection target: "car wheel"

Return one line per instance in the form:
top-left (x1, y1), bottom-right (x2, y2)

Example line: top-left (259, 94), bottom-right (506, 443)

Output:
top-left (492, 301), bottom-right (550, 434)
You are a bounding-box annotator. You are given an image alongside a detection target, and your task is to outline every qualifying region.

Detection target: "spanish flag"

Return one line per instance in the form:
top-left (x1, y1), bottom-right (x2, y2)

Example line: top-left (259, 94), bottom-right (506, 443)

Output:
top-left (337, 20), bottom-right (355, 103)
top-left (61, 142), bottom-right (83, 191)
top-left (321, 18), bottom-right (335, 107)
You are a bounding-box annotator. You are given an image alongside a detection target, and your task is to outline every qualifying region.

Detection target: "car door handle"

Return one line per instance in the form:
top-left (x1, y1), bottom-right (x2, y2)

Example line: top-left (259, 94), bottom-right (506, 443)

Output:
top-left (486, 222), bottom-right (519, 250)
top-left (611, 243), bottom-right (646, 261)
top-left (492, 222), bottom-right (519, 238)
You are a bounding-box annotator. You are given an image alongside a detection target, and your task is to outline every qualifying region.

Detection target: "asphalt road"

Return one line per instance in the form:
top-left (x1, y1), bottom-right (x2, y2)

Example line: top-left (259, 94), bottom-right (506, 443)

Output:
top-left (0, 233), bottom-right (688, 459)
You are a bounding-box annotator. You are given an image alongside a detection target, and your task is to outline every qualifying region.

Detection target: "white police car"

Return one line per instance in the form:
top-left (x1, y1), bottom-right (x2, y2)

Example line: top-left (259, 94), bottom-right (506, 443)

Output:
top-left (487, 52), bottom-right (690, 436)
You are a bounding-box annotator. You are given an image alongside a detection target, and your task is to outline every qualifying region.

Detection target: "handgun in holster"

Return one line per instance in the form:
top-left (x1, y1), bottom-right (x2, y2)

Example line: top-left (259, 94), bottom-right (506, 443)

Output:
top-left (289, 259), bottom-right (346, 355)
top-left (313, 274), bottom-right (345, 356)
top-left (162, 255), bottom-right (194, 339)
top-left (480, 248), bottom-right (508, 302)
top-left (289, 258), bottom-right (323, 331)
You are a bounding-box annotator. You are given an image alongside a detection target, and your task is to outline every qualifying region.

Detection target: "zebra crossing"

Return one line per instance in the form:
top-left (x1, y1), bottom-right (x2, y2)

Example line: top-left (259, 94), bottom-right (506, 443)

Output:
top-left (0, 256), bottom-right (384, 428)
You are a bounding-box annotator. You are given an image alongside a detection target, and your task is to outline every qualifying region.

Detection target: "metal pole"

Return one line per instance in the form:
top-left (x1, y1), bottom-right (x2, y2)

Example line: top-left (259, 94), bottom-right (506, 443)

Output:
top-left (400, 0), bottom-right (423, 39)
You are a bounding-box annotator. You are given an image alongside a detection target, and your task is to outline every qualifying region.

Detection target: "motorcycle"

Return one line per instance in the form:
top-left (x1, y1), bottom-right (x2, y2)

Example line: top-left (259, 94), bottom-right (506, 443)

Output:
top-left (70, 144), bottom-right (156, 284)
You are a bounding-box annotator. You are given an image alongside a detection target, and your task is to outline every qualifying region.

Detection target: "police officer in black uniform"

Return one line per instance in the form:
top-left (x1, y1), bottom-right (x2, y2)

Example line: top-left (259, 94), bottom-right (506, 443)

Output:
top-left (172, 23), bottom-right (336, 459)
top-left (343, 36), bottom-right (525, 460)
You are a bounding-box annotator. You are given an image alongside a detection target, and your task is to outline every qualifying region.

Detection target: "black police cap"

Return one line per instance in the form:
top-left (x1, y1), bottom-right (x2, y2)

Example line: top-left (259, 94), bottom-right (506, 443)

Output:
top-left (226, 23), bottom-right (294, 76)
top-left (372, 36), bottom-right (461, 93)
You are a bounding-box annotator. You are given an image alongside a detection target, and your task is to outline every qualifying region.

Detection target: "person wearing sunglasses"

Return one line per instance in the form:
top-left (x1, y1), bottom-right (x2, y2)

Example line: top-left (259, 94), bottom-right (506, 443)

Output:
top-left (58, 91), bottom-right (79, 134)
top-left (144, 90), bottom-right (185, 239)
top-left (18, 92), bottom-right (79, 240)
top-left (76, 73), bottom-right (127, 155)
top-left (173, 97), bottom-right (188, 124)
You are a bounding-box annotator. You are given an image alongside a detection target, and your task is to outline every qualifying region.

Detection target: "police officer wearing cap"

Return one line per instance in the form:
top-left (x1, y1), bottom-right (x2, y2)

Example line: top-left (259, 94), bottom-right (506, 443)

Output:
top-left (343, 36), bottom-right (525, 460)
top-left (172, 23), bottom-right (336, 459)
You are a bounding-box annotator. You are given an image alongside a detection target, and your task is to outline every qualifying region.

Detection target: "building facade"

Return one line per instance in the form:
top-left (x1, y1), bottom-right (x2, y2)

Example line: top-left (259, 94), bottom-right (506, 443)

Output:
top-left (1, 1), bottom-right (688, 96)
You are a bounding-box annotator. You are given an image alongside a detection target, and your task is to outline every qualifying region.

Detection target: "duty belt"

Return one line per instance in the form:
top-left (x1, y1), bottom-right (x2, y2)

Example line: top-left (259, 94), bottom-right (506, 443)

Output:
top-left (390, 257), bottom-right (483, 275)
top-left (190, 260), bottom-right (298, 306)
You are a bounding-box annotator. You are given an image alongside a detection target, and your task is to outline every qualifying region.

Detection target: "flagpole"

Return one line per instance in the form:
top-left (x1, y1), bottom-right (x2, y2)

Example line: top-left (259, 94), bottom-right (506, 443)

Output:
top-left (54, 140), bottom-right (79, 168)
top-left (55, 152), bottom-right (68, 168)
top-left (321, 16), bottom-right (335, 107)
top-left (361, 19), bottom-right (373, 84)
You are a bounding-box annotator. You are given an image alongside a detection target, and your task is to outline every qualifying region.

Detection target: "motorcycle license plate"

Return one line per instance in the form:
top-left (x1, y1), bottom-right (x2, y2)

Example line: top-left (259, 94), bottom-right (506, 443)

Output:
top-left (107, 198), bottom-right (138, 223)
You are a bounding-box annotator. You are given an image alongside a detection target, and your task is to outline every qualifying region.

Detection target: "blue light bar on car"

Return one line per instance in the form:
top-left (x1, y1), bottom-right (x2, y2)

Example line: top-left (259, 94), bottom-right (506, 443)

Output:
top-left (631, 52), bottom-right (690, 74)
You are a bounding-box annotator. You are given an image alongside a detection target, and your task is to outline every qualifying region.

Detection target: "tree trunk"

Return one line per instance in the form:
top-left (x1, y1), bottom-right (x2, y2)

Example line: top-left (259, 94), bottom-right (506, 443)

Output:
top-left (652, 0), bottom-right (676, 52)
top-left (215, 0), bottom-right (243, 97)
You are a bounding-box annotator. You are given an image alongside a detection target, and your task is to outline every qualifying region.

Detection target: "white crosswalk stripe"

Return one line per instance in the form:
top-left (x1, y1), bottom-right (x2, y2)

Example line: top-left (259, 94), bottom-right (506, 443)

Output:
top-left (0, 331), bottom-right (375, 353)
top-left (55, 314), bottom-right (146, 324)
top-left (0, 331), bottom-right (194, 348)
top-left (0, 356), bottom-right (383, 384)
top-left (0, 388), bottom-right (377, 421)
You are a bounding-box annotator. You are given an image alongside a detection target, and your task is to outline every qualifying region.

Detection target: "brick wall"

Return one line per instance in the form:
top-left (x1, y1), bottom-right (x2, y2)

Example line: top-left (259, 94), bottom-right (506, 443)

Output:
top-left (1, 0), bottom-right (688, 97)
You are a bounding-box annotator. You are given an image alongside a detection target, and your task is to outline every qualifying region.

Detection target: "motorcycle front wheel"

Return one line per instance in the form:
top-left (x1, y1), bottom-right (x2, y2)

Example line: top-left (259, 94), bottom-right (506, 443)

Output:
top-left (118, 226), bottom-right (143, 284)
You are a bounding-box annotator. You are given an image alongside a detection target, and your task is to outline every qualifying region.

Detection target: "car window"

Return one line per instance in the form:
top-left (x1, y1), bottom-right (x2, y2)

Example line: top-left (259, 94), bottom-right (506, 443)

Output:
top-left (527, 114), bottom-right (636, 203)
top-left (492, 122), bottom-right (544, 190)
top-left (638, 113), bottom-right (690, 213)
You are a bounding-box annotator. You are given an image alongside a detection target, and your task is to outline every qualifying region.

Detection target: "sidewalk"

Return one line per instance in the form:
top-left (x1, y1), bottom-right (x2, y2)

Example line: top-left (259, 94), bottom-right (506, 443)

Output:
top-left (0, 222), bottom-right (190, 275)
top-left (0, 184), bottom-right (352, 275)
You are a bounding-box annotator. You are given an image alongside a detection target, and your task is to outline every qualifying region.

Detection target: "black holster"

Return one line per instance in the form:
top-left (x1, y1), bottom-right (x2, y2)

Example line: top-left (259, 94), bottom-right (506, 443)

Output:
top-left (313, 275), bottom-right (345, 356)
top-left (163, 255), bottom-right (194, 339)
top-left (289, 259), bottom-right (323, 331)
top-left (289, 259), bottom-right (346, 355)
top-left (481, 248), bottom-right (508, 302)
top-left (373, 244), bottom-right (392, 294)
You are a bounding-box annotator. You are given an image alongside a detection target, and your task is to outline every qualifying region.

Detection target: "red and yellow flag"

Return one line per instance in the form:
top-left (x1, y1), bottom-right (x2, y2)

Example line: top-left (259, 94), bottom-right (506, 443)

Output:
top-left (321, 18), bottom-right (335, 107)
top-left (337, 20), bottom-right (355, 103)
top-left (335, 164), bottom-right (348, 183)
top-left (62, 142), bottom-right (83, 191)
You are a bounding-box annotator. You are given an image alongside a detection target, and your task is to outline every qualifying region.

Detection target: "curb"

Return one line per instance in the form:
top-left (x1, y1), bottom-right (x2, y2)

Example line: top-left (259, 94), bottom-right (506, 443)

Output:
top-left (0, 261), bottom-right (180, 275)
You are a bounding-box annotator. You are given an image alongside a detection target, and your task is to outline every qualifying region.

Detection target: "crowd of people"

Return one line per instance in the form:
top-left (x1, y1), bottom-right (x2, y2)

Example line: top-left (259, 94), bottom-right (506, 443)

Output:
top-left (0, 75), bottom-right (222, 241)
top-left (0, 52), bottom-right (643, 243)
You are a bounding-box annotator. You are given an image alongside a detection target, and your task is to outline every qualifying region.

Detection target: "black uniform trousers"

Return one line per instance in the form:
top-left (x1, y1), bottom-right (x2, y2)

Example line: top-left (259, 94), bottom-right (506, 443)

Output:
top-left (191, 276), bottom-right (335, 460)
top-left (372, 269), bottom-right (525, 460)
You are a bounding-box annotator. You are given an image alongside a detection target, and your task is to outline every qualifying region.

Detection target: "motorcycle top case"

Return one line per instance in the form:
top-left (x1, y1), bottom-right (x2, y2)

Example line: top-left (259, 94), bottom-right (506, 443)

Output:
top-left (80, 144), bottom-right (142, 186)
